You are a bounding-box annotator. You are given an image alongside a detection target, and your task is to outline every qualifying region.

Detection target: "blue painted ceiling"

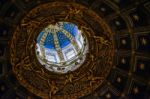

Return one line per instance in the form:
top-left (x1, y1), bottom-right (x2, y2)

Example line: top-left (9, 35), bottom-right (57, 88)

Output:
top-left (37, 22), bottom-right (78, 49)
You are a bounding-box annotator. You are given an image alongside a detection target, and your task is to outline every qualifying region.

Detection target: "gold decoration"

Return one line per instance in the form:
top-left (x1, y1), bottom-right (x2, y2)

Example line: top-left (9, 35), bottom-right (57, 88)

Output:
top-left (86, 70), bottom-right (104, 87)
top-left (94, 36), bottom-right (111, 46)
top-left (16, 56), bottom-right (33, 71)
top-left (48, 80), bottom-right (59, 99)
top-left (133, 14), bottom-right (139, 21)
top-left (64, 8), bottom-right (83, 20)
top-left (10, 2), bottom-right (114, 98)
top-left (64, 73), bottom-right (75, 85)
top-left (140, 63), bottom-right (145, 70)
top-left (141, 38), bottom-right (147, 45)
top-left (133, 87), bottom-right (139, 94)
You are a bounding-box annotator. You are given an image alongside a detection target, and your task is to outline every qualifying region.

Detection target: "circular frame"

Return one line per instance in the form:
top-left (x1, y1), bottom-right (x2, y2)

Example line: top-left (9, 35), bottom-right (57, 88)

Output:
top-left (35, 22), bottom-right (89, 74)
top-left (10, 2), bottom-right (115, 99)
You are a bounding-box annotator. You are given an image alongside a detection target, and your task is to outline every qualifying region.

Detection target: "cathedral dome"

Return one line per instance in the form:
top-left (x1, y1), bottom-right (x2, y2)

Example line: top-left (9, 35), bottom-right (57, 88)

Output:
top-left (35, 22), bottom-right (88, 73)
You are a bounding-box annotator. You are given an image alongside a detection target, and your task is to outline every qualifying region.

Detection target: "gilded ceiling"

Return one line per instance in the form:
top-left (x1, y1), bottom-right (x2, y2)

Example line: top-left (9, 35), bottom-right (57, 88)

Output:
top-left (0, 0), bottom-right (150, 99)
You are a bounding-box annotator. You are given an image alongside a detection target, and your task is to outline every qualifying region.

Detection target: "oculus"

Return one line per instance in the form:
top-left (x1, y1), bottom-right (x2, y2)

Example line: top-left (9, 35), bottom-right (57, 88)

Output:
top-left (35, 22), bottom-right (89, 73)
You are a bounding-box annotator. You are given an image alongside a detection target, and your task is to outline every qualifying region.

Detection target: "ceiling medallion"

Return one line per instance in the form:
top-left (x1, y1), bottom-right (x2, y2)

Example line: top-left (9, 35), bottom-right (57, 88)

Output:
top-left (10, 2), bottom-right (115, 99)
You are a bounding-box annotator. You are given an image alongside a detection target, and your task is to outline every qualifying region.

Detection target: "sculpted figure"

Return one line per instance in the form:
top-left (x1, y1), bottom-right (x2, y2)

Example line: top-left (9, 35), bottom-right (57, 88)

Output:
top-left (64, 73), bottom-right (74, 85)
top-left (48, 80), bottom-right (59, 99)
top-left (64, 8), bottom-right (82, 20)
top-left (93, 36), bottom-right (111, 46)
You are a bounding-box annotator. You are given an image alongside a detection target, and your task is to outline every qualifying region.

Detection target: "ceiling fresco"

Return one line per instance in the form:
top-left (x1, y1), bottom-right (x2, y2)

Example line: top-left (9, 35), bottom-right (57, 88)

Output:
top-left (0, 0), bottom-right (150, 99)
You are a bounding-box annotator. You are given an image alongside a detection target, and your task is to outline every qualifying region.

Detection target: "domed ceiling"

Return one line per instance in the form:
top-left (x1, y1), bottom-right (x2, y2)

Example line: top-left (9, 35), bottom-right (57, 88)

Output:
top-left (36, 22), bottom-right (88, 73)
top-left (0, 0), bottom-right (150, 99)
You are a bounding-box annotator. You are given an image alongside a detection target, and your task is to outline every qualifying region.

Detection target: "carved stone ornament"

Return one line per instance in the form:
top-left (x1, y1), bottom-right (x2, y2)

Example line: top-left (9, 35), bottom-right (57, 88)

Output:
top-left (10, 1), bottom-right (115, 99)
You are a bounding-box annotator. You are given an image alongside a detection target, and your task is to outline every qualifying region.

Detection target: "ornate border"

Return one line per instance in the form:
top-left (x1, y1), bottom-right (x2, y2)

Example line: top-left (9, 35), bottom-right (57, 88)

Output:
top-left (10, 2), bottom-right (115, 99)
